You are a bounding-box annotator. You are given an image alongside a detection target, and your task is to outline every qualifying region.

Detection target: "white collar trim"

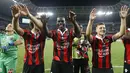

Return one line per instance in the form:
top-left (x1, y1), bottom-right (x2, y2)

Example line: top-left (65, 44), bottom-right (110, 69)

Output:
top-left (57, 28), bottom-right (68, 35)
top-left (128, 28), bottom-right (130, 31)
top-left (96, 35), bottom-right (105, 41)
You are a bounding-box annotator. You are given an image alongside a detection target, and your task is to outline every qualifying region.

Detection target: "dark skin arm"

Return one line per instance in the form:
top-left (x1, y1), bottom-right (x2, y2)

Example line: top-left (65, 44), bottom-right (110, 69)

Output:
top-left (40, 15), bottom-right (52, 38)
top-left (68, 11), bottom-right (81, 37)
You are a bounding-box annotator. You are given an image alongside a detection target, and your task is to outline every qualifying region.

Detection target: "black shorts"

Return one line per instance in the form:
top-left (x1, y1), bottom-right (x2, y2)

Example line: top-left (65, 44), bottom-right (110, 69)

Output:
top-left (73, 58), bottom-right (89, 66)
top-left (92, 67), bottom-right (114, 73)
top-left (22, 63), bottom-right (44, 73)
top-left (124, 63), bottom-right (130, 73)
top-left (73, 59), bottom-right (90, 73)
top-left (51, 60), bottom-right (73, 73)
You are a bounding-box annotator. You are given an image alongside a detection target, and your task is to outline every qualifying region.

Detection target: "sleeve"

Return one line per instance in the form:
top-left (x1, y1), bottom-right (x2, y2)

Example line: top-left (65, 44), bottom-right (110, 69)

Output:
top-left (108, 35), bottom-right (114, 43)
top-left (90, 36), bottom-right (95, 44)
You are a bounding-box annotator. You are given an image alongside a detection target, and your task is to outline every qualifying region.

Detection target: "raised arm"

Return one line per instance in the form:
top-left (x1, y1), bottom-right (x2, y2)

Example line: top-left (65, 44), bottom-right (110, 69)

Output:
top-left (40, 15), bottom-right (52, 38)
top-left (86, 8), bottom-right (96, 42)
top-left (68, 11), bottom-right (81, 37)
top-left (113, 5), bottom-right (129, 40)
top-left (11, 5), bottom-right (24, 36)
top-left (18, 5), bottom-right (43, 31)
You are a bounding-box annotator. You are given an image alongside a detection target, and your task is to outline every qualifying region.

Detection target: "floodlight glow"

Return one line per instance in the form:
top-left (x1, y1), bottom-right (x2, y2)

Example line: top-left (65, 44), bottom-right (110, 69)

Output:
top-left (97, 11), bottom-right (105, 15)
top-left (12, 0), bottom-right (17, 3)
top-left (46, 12), bottom-right (53, 16)
top-left (106, 12), bottom-right (113, 15)
top-left (37, 12), bottom-right (53, 16)
top-left (97, 11), bottom-right (113, 16)
top-left (37, 12), bottom-right (45, 16)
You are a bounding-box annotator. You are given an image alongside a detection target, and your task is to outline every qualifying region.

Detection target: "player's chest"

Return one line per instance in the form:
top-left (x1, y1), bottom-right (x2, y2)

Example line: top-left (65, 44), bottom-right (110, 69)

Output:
top-left (56, 31), bottom-right (69, 41)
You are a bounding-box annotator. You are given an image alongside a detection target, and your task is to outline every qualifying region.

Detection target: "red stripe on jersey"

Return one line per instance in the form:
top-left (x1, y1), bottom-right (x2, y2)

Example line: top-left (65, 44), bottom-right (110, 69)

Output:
top-left (125, 40), bottom-right (130, 64)
top-left (24, 40), bottom-right (28, 63)
top-left (35, 46), bottom-right (40, 65)
top-left (53, 31), bottom-right (60, 61)
top-left (98, 40), bottom-right (103, 68)
top-left (69, 30), bottom-right (73, 62)
top-left (57, 50), bottom-right (60, 60)
top-left (52, 29), bottom-right (74, 62)
top-left (106, 41), bottom-right (110, 68)
top-left (57, 31), bottom-right (61, 60)
top-left (63, 46), bottom-right (68, 62)
top-left (92, 37), bottom-right (96, 67)
top-left (91, 36), bottom-right (113, 68)
top-left (35, 33), bottom-right (40, 65)
top-left (24, 50), bottom-right (27, 63)
top-left (28, 39), bottom-right (33, 65)
top-left (63, 32), bottom-right (68, 62)
top-left (23, 30), bottom-right (45, 65)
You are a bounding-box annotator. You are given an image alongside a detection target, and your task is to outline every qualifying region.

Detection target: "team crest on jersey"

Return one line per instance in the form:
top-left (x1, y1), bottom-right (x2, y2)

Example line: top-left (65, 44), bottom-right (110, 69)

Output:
top-left (104, 39), bottom-right (109, 43)
top-left (8, 69), bottom-right (13, 73)
top-left (96, 47), bottom-right (109, 58)
top-left (27, 44), bottom-right (40, 53)
top-left (56, 42), bottom-right (70, 50)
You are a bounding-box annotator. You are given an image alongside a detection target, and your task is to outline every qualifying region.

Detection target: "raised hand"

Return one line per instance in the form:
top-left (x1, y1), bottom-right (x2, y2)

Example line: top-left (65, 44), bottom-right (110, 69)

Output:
top-left (8, 40), bottom-right (15, 46)
top-left (120, 5), bottom-right (129, 19)
top-left (68, 10), bottom-right (76, 23)
top-left (89, 8), bottom-right (96, 20)
top-left (11, 5), bottom-right (20, 18)
top-left (17, 4), bottom-right (30, 16)
top-left (40, 14), bottom-right (49, 24)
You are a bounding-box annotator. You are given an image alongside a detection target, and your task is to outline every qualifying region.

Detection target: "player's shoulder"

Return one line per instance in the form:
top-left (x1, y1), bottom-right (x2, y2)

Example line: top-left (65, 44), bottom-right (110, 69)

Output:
top-left (23, 29), bottom-right (31, 33)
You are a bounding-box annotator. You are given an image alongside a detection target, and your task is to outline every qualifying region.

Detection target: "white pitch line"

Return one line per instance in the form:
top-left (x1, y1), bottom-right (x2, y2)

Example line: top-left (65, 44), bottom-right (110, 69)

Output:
top-left (113, 66), bottom-right (123, 68)
top-left (45, 66), bottom-right (124, 71)
top-left (45, 68), bottom-right (51, 71)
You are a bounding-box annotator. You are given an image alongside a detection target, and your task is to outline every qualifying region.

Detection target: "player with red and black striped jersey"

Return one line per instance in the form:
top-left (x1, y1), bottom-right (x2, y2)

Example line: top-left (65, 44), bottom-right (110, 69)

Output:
top-left (122, 14), bottom-right (130, 73)
top-left (11, 5), bottom-right (46, 73)
top-left (39, 11), bottom-right (81, 73)
top-left (86, 6), bottom-right (129, 73)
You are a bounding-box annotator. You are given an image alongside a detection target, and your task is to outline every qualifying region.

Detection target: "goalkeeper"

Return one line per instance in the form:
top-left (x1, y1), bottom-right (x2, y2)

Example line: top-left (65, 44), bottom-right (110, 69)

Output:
top-left (0, 23), bottom-right (23, 73)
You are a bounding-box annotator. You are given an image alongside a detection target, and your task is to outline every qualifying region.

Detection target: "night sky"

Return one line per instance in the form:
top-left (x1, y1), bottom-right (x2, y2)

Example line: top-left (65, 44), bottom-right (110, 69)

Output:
top-left (30, 0), bottom-right (121, 6)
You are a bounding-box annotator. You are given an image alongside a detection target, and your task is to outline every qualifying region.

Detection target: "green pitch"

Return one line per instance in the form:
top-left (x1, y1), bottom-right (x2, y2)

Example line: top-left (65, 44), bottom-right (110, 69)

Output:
top-left (16, 39), bottom-right (125, 73)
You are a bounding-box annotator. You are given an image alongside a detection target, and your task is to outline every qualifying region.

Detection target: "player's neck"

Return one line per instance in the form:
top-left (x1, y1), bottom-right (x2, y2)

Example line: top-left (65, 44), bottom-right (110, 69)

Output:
top-left (31, 28), bottom-right (39, 34)
top-left (59, 28), bottom-right (66, 32)
top-left (97, 34), bottom-right (105, 39)
top-left (6, 32), bottom-right (14, 35)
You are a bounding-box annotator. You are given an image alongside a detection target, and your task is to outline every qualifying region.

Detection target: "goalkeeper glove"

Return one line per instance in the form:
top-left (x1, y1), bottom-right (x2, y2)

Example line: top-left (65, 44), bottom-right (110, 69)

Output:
top-left (8, 41), bottom-right (15, 46)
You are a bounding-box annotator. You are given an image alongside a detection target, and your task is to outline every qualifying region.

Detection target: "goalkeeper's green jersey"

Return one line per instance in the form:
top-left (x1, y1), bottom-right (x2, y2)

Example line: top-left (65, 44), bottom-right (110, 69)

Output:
top-left (0, 33), bottom-right (20, 58)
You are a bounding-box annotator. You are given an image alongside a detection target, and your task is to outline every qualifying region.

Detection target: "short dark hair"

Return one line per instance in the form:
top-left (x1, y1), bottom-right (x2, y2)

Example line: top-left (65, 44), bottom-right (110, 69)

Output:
top-left (126, 14), bottom-right (130, 28)
top-left (96, 22), bottom-right (105, 27)
top-left (57, 16), bottom-right (65, 18)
